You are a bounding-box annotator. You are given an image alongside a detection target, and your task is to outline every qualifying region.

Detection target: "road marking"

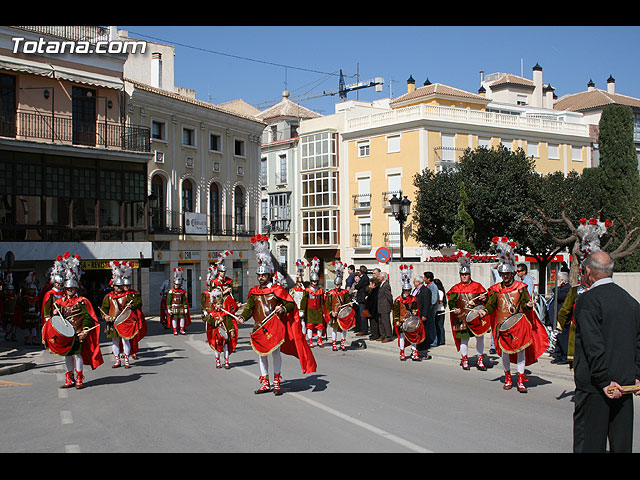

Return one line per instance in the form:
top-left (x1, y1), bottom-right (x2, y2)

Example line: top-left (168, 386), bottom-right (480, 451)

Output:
top-left (234, 366), bottom-right (432, 453)
top-left (0, 379), bottom-right (32, 386)
top-left (60, 411), bottom-right (73, 425)
top-left (65, 444), bottom-right (81, 453)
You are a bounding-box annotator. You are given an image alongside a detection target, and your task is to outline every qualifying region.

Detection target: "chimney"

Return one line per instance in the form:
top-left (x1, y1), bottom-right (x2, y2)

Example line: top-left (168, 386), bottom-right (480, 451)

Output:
top-left (532, 63), bottom-right (543, 108)
top-left (151, 52), bottom-right (162, 89)
top-left (478, 85), bottom-right (486, 97)
top-left (607, 74), bottom-right (615, 94)
top-left (543, 84), bottom-right (555, 109)
top-left (407, 75), bottom-right (415, 94)
top-left (587, 79), bottom-right (595, 91)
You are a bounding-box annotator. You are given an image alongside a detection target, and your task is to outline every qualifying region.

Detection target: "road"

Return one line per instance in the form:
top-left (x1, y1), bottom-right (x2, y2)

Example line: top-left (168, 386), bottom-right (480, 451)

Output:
top-left (1, 318), bottom-right (639, 453)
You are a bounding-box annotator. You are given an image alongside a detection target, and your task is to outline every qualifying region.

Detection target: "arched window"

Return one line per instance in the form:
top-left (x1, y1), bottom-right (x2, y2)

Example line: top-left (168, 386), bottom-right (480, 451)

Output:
top-left (234, 185), bottom-right (245, 227)
top-left (210, 182), bottom-right (221, 234)
top-left (182, 179), bottom-right (193, 213)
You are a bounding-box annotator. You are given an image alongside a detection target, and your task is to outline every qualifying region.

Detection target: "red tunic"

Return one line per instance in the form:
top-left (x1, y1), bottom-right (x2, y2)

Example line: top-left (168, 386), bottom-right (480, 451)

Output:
top-left (446, 280), bottom-right (487, 351)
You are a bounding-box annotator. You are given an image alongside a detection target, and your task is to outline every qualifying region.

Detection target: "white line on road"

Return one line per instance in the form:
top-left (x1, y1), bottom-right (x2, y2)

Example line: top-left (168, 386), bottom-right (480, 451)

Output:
top-left (235, 366), bottom-right (432, 453)
top-left (65, 444), bottom-right (81, 453)
top-left (60, 411), bottom-right (73, 425)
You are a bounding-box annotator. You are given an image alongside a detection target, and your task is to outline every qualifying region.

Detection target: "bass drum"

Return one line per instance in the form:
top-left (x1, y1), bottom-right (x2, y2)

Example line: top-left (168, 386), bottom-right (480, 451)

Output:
top-left (114, 309), bottom-right (139, 340)
top-left (498, 313), bottom-right (532, 354)
top-left (465, 305), bottom-right (491, 336)
top-left (402, 315), bottom-right (420, 333)
top-left (337, 305), bottom-right (356, 331)
top-left (250, 314), bottom-right (285, 356)
top-left (43, 315), bottom-right (76, 355)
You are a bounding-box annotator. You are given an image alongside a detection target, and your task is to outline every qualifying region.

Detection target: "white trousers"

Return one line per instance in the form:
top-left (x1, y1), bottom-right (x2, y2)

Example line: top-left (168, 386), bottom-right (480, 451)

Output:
top-left (172, 318), bottom-right (185, 329)
top-left (258, 347), bottom-right (282, 377)
top-left (399, 333), bottom-right (417, 350)
top-left (111, 337), bottom-right (131, 357)
top-left (460, 335), bottom-right (485, 357)
top-left (502, 350), bottom-right (526, 374)
top-left (215, 344), bottom-right (229, 360)
top-left (331, 329), bottom-right (347, 341)
top-left (64, 354), bottom-right (83, 372)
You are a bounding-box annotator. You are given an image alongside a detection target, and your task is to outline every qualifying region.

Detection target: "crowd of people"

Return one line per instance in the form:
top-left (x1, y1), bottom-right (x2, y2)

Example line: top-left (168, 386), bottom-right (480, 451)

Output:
top-left (3, 220), bottom-right (640, 453)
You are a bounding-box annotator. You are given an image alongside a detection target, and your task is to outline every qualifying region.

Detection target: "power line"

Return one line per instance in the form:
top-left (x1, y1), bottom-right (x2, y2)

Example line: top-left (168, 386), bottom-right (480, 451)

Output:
top-left (128, 30), bottom-right (354, 79)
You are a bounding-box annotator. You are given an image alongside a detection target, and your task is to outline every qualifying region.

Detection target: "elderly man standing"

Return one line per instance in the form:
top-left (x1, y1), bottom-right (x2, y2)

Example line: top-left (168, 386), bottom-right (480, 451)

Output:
top-left (572, 251), bottom-right (640, 453)
top-left (376, 270), bottom-right (394, 343)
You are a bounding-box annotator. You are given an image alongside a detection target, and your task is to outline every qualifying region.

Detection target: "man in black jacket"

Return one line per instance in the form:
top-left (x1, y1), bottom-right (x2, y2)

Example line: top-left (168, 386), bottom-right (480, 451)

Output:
top-left (411, 274), bottom-right (431, 351)
top-left (354, 266), bottom-right (370, 336)
top-left (573, 251), bottom-right (640, 453)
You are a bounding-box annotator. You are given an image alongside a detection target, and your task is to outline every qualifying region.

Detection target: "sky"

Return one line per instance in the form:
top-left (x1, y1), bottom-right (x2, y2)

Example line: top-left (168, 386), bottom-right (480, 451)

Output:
top-left (119, 26), bottom-right (640, 116)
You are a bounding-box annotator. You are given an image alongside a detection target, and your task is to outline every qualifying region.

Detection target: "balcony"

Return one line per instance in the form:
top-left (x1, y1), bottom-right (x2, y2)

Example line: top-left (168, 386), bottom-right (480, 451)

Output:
top-left (352, 193), bottom-right (371, 210)
top-left (149, 209), bottom-right (255, 237)
top-left (383, 232), bottom-right (400, 247)
top-left (353, 233), bottom-right (372, 249)
top-left (1, 110), bottom-right (151, 153)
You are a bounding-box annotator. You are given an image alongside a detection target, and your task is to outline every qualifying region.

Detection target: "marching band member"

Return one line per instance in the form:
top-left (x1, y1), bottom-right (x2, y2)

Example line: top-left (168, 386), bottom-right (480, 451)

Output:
top-left (447, 252), bottom-right (489, 371)
top-left (166, 268), bottom-right (191, 335)
top-left (479, 237), bottom-right (548, 393)
top-left (18, 274), bottom-right (41, 346)
top-left (122, 263), bottom-right (146, 360)
top-left (44, 253), bottom-right (103, 389)
top-left (213, 250), bottom-right (234, 290)
top-left (101, 261), bottom-right (140, 369)
top-left (300, 257), bottom-right (326, 348)
top-left (324, 262), bottom-right (355, 352)
top-left (393, 265), bottom-right (425, 361)
top-left (290, 260), bottom-right (307, 334)
top-left (202, 261), bottom-right (239, 370)
top-left (239, 234), bottom-right (316, 396)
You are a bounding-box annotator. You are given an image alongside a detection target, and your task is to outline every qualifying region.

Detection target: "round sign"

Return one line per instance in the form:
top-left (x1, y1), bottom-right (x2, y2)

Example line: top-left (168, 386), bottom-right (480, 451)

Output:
top-left (376, 247), bottom-right (391, 264)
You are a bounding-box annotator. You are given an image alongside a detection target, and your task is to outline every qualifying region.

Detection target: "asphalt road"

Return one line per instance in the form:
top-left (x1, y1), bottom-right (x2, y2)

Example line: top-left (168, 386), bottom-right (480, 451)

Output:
top-left (1, 317), bottom-right (639, 453)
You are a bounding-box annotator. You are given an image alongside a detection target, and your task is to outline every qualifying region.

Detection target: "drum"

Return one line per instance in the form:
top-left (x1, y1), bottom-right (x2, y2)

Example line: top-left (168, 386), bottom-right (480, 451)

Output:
top-left (217, 323), bottom-right (229, 340)
top-left (250, 314), bottom-right (285, 356)
top-left (498, 313), bottom-right (532, 354)
top-left (44, 315), bottom-right (76, 355)
top-left (465, 306), bottom-right (491, 336)
top-left (402, 315), bottom-right (420, 333)
top-left (114, 309), bottom-right (139, 340)
top-left (337, 305), bottom-right (356, 331)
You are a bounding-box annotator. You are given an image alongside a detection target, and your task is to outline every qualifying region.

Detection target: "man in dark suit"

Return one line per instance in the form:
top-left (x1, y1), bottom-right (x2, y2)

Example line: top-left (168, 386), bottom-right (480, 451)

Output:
top-left (376, 271), bottom-right (394, 343)
top-left (573, 250), bottom-right (640, 453)
top-left (411, 274), bottom-right (431, 351)
top-left (354, 266), bottom-right (370, 336)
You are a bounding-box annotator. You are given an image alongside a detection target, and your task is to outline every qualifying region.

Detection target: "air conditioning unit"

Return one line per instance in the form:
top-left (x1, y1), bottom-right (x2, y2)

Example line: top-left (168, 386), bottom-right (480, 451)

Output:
top-left (154, 150), bottom-right (164, 163)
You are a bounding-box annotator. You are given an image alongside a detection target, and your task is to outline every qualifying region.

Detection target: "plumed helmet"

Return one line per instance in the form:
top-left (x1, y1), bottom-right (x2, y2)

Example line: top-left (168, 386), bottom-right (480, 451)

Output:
top-left (400, 264), bottom-right (413, 290)
top-left (309, 257), bottom-right (320, 281)
top-left (61, 252), bottom-right (82, 288)
top-left (456, 250), bottom-right (472, 274)
top-left (492, 237), bottom-right (516, 273)
top-left (173, 267), bottom-right (185, 285)
top-left (578, 217), bottom-right (610, 260)
top-left (251, 234), bottom-right (274, 276)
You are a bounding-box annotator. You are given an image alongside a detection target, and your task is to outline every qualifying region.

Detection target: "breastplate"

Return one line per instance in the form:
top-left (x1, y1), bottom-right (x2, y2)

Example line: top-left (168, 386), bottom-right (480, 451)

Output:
top-left (455, 292), bottom-right (474, 321)
top-left (290, 289), bottom-right (304, 307)
top-left (495, 290), bottom-right (522, 324)
top-left (62, 302), bottom-right (84, 333)
top-left (330, 292), bottom-right (345, 312)
top-left (108, 295), bottom-right (129, 318)
top-left (253, 293), bottom-right (279, 324)
top-left (170, 291), bottom-right (186, 314)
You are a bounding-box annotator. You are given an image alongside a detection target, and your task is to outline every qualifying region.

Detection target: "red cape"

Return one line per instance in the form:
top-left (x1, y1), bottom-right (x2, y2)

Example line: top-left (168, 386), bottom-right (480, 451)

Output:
top-left (393, 295), bottom-right (425, 346)
top-left (206, 294), bottom-right (239, 354)
top-left (51, 295), bottom-right (104, 370)
top-left (247, 284), bottom-right (317, 374)
top-left (446, 281), bottom-right (487, 351)
top-left (166, 288), bottom-right (192, 327)
top-left (487, 281), bottom-right (548, 366)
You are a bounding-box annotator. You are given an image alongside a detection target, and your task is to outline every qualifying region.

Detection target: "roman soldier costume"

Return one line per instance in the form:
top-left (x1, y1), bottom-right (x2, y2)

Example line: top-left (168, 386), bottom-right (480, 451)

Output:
top-left (122, 264), bottom-right (146, 359)
top-left (324, 262), bottom-right (356, 351)
top-left (480, 237), bottom-right (548, 392)
top-left (393, 264), bottom-right (425, 361)
top-left (300, 257), bottom-right (326, 348)
top-left (202, 260), bottom-right (239, 370)
top-left (213, 250), bottom-right (234, 290)
top-left (43, 252), bottom-right (103, 389)
top-left (166, 268), bottom-right (191, 335)
top-left (17, 273), bottom-right (41, 345)
top-left (239, 234), bottom-right (316, 396)
top-left (289, 259), bottom-right (307, 333)
top-left (446, 251), bottom-right (489, 371)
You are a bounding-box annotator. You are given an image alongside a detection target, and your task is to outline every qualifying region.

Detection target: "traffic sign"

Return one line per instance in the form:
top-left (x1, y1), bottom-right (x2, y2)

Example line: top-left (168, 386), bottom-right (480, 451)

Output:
top-left (376, 247), bottom-right (391, 264)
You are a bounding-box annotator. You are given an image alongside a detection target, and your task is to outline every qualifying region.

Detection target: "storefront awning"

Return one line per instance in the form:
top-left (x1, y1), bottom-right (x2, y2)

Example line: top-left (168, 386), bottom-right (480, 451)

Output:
top-left (0, 242), bottom-right (152, 262)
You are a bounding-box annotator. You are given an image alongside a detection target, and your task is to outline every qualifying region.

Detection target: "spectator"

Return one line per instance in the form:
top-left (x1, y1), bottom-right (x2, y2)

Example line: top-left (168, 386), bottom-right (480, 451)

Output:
top-left (345, 265), bottom-right (356, 290)
top-left (354, 266), bottom-right (370, 336)
top-left (365, 276), bottom-right (380, 340)
top-left (549, 271), bottom-right (571, 362)
top-left (516, 263), bottom-right (535, 297)
top-left (423, 272), bottom-right (438, 347)
top-left (433, 279), bottom-right (446, 346)
top-left (376, 271), bottom-right (394, 343)
top-left (573, 251), bottom-right (640, 453)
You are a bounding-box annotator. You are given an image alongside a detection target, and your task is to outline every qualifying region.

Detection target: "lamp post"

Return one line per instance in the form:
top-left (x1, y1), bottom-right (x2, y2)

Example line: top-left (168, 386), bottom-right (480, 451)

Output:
top-left (389, 192), bottom-right (411, 262)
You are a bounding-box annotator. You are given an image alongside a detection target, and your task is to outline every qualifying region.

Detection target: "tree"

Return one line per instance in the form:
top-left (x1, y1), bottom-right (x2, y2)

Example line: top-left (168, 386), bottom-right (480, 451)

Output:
top-left (451, 181), bottom-right (476, 253)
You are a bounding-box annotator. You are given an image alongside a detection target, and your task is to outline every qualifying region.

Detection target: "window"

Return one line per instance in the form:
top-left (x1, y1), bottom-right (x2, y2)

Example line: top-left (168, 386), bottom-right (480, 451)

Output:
top-left (182, 179), bottom-right (194, 213)
top-left (441, 134), bottom-right (455, 162)
top-left (234, 139), bottom-right (245, 157)
top-left (234, 185), bottom-right (245, 226)
top-left (182, 127), bottom-right (196, 147)
top-left (302, 171), bottom-right (338, 208)
top-left (152, 120), bottom-right (165, 141)
top-left (517, 94), bottom-right (528, 106)
top-left (478, 137), bottom-right (491, 149)
top-left (360, 222), bottom-right (371, 246)
top-left (572, 146), bottom-right (582, 161)
top-left (260, 158), bottom-right (267, 186)
top-left (301, 132), bottom-right (337, 170)
top-left (548, 143), bottom-right (559, 159)
top-left (279, 154), bottom-right (287, 183)
top-left (72, 86), bottom-right (96, 147)
top-left (269, 192), bottom-right (290, 220)
top-left (302, 210), bottom-right (338, 246)
top-left (528, 141), bottom-right (539, 158)
top-left (387, 135), bottom-right (400, 153)
top-left (210, 133), bottom-right (222, 152)
top-left (358, 140), bottom-right (370, 157)
top-left (0, 73), bottom-right (16, 137)
top-left (210, 183), bottom-right (221, 234)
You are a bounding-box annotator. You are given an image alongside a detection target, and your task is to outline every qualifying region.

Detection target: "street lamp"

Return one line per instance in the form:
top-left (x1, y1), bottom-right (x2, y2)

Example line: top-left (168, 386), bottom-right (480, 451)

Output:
top-left (389, 192), bottom-right (411, 262)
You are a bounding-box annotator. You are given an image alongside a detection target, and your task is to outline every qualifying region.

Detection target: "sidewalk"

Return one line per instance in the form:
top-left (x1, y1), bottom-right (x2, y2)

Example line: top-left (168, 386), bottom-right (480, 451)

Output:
top-left (1, 316), bottom-right (574, 383)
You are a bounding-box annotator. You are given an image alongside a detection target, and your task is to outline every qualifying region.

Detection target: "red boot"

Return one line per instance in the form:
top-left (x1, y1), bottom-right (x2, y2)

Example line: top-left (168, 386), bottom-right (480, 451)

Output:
top-left (503, 371), bottom-right (513, 390)
top-left (461, 355), bottom-right (470, 370)
top-left (273, 373), bottom-right (283, 396)
top-left (75, 370), bottom-right (84, 389)
top-left (400, 349), bottom-right (406, 361)
top-left (60, 371), bottom-right (75, 389)
top-left (254, 375), bottom-right (271, 394)
top-left (477, 354), bottom-right (487, 371)
top-left (517, 373), bottom-right (528, 393)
